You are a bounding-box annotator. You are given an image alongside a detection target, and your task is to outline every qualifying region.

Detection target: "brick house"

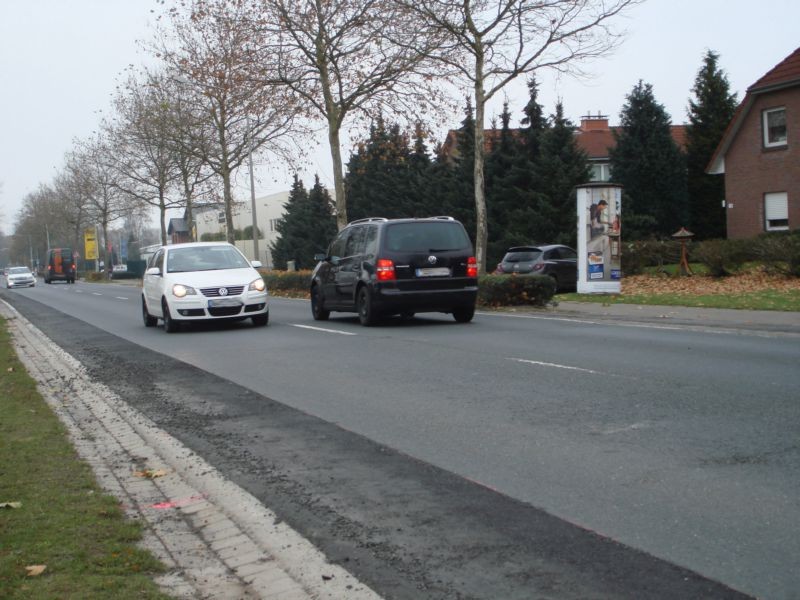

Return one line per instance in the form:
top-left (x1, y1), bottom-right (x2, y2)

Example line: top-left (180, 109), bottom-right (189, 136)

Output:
top-left (440, 115), bottom-right (686, 183)
top-left (707, 47), bottom-right (800, 238)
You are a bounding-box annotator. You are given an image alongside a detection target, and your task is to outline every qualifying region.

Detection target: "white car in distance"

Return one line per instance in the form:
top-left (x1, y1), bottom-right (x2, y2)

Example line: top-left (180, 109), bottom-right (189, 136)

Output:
top-left (142, 242), bottom-right (269, 332)
top-left (5, 266), bottom-right (36, 288)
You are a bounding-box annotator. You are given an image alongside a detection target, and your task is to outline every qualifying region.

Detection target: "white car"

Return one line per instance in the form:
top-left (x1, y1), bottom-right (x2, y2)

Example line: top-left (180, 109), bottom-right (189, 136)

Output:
top-left (142, 242), bottom-right (269, 332)
top-left (5, 266), bottom-right (36, 288)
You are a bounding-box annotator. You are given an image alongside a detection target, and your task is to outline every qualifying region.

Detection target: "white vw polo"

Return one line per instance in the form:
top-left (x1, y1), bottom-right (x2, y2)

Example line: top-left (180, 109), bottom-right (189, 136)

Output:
top-left (142, 242), bottom-right (269, 332)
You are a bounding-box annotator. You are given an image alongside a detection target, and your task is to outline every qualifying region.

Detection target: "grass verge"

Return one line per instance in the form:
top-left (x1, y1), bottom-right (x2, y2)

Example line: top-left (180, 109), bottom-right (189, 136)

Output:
top-left (556, 289), bottom-right (800, 311)
top-left (0, 317), bottom-right (170, 599)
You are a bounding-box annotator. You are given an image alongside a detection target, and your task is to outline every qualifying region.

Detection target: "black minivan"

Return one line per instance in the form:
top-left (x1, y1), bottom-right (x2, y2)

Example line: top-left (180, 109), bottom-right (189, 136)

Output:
top-left (310, 217), bottom-right (478, 325)
top-left (44, 248), bottom-right (76, 284)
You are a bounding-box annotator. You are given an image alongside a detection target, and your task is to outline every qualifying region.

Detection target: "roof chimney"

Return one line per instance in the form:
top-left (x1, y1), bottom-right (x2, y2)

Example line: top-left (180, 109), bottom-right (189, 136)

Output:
top-left (580, 112), bottom-right (609, 132)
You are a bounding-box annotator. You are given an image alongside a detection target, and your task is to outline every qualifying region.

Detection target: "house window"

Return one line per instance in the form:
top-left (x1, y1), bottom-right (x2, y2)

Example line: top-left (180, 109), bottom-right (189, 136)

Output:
top-left (589, 162), bottom-right (611, 182)
top-left (218, 211), bottom-right (226, 224)
top-left (269, 218), bottom-right (283, 232)
top-left (764, 192), bottom-right (789, 231)
top-left (763, 107), bottom-right (787, 148)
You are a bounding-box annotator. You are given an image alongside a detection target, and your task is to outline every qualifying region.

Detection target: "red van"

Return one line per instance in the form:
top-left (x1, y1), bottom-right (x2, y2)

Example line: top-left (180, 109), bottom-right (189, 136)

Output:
top-left (44, 248), bottom-right (76, 284)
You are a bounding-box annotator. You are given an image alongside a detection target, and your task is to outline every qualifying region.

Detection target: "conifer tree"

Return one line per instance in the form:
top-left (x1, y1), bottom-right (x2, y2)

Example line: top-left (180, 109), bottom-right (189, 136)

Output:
top-left (686, 50), bottom-right (737, 239)
top-left (536, 102), bottom-right (590, 247)
top-left (270, 174), bottom-right (336, 269)
top-left (610, 81), bottom-right (688, 239)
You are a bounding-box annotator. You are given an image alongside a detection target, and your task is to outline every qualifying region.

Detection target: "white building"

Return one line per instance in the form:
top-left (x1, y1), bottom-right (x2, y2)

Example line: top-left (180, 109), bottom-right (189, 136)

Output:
top-left (194, 191), bottom-right (290, 268)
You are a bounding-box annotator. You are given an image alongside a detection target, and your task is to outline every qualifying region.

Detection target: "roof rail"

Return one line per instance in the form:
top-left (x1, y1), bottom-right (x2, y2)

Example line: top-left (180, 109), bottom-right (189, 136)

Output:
top-left (429, 216), bottom-right (455, 221)
top-left (347, 217), bottom-right (388, 225)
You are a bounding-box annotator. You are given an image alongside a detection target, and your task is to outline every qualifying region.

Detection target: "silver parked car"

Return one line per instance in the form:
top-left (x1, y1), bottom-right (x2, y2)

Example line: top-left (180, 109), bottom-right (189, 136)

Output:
top-left (495, 245), bottom-right (578, 291)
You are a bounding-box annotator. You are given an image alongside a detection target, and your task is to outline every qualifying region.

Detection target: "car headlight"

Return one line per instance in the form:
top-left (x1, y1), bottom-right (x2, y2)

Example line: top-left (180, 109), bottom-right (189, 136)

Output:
top-left (172, 284), bottom-right (197, 298)
top-left (249, 277), bottom-right (266, 292)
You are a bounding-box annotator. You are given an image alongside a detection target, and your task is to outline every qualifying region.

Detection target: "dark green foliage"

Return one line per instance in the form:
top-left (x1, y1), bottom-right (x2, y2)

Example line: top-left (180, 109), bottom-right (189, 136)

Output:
top-left (535, 103), bottom-right (589, 247)
top-left (200, 227), bottom-right (262, 242)
top-left (477, 274), bottom-right (556, 307)
top-left (270, 175), bottom-right (337, 270)
top-left (610, 81), bottom-right (689, 239)
top-left (752, 231), bottom-right (800, 277)
top-left (686, 51), bottom-right (738, 239)
top-left (262, 270), bottom-right (313, 294)
top-left (622, 240), bottom-right (682, 275)
top-left (690, 238), bottom-right (749, 277)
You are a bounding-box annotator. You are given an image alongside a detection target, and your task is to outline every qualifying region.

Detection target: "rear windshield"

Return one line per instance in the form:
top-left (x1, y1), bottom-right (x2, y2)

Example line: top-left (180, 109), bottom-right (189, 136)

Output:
top-left (167, 246), bottom-right (250, 273)
top-left (384, 222), bottom-right (471, 253)
top-left (503, 250), bottom-right (542, 263)
top-left (8, 267), bottom-right (31, 274)
top-left (51, 249), bottom-right (74, 263)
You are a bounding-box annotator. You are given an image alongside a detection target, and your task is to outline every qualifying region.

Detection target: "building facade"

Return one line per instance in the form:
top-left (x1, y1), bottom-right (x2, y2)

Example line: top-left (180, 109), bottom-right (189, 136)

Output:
top-left (708, 47), bottom-right (800, 238)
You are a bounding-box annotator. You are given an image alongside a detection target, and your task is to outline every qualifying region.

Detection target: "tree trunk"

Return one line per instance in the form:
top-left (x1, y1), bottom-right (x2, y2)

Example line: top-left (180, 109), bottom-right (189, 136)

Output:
top-left (473, 58), bottom-right (488, 274)
top-left (159, 189), bottom-right (168, 246)
top-left (328, 123), bottom-right (347, 231)
top-left (222, 167), bottom-right (235, 244)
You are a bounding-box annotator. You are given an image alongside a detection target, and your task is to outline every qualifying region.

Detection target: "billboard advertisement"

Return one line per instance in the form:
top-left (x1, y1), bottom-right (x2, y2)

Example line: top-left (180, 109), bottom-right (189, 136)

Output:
top-left (84, 229), bottom-right (98, 261)
top-left (576, 184), bottom-right (622, 294)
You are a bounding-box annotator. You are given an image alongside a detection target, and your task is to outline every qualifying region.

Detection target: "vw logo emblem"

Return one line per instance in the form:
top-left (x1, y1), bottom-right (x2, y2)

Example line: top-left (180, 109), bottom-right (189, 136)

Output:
top-left (218, 287), bottom-right (228, 296)
top-left (427, 255), bottom-right (437, 265)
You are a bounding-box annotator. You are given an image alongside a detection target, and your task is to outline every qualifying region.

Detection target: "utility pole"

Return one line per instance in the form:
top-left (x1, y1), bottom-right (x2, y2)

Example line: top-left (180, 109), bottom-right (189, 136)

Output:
top-left (248, 150), bottom-right (260, 263)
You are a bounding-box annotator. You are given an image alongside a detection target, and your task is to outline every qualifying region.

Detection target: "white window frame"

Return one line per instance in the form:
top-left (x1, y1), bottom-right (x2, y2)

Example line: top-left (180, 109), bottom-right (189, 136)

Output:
top-left (762, 107), bottom-right (787, 148)
top-left (588, 162), bottom-right (611, 182)
top-left (764, 192), bottom-right (789, 231)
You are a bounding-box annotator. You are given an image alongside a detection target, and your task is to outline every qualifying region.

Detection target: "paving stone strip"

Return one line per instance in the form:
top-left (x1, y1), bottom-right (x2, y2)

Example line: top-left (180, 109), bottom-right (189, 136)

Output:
top-left (1, 300), bottom-right (380, 600)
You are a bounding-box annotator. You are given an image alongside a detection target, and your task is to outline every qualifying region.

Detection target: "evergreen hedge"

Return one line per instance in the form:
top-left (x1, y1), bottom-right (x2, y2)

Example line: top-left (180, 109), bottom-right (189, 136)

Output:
top-left (260, 270), bottom-right (556, 306)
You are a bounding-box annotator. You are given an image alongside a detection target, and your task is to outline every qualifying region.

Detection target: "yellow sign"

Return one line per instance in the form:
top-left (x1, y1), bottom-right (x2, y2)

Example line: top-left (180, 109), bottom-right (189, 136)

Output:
top-left (84, 229), bottom-right (98, 260)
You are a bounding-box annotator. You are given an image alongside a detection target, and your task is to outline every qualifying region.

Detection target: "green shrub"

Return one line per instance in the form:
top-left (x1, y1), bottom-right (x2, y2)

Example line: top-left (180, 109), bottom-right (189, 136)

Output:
top-left (622, 240), bottom-right (681, 275)
top-left (477, 274), bottom-right (555, 307)
top-left (262, 269), bottom-right (311, 295)
top-left (84, 271), bottom-right (105, 282)
top-left (690, 239), bottom-right (749, 277)
top-left (750, 230), bottom-right (800, 277)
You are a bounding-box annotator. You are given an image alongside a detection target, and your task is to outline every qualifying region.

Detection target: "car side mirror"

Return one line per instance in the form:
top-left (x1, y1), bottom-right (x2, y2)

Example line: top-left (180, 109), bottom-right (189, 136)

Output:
top-left (250, 260), bottom-right (263, 268)
top-left (145, 267), bottom-right (161, 276)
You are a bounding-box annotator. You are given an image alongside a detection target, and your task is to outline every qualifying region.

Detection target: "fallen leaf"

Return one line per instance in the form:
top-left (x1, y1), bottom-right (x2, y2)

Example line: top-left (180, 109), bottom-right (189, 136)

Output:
top-left (0, 501), bottom-right (22, 509)
top-left (133, 469), bottom-right (167, 479)
top-left (7, 367), bottom-right (14, 372)
top-left (25, 565), bottom-right (46, 577)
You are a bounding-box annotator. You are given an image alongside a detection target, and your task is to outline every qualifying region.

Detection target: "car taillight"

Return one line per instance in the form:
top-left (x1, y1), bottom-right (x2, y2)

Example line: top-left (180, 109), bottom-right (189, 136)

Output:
top-left (376, 258), bottom-right (396, 281)
top-left (532, 263), bottom-right (545, 271)
top-left (47, 265), bottom-right (52, 271)
top-left (467, 256), bottom-right (478, 278)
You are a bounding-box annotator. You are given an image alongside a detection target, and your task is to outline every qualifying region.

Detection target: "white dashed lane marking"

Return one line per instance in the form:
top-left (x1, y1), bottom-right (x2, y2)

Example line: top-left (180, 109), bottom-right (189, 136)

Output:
top-left (290, 324), bottom-right (357, 336)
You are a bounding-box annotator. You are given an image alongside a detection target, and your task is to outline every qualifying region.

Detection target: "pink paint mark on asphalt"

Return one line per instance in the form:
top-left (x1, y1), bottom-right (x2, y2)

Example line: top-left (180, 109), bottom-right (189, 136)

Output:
top-left (149, 493), bottom-right (208, 510)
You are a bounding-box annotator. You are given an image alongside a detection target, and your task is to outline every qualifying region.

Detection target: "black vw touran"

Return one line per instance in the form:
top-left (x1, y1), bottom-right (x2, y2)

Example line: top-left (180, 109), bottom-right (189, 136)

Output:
top-left (310, 217), bottom-right (479, 326)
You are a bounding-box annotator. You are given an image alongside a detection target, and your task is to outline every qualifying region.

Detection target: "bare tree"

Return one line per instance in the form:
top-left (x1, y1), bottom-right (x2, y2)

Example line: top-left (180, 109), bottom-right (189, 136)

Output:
top-left (401, 0), bottom-right (639, 272)
top-left (108, 71), bottom-right (183, 246)
top-left (154, 0), bottom-right (305, 244)
top-left (259, 0), bottom-right (448, 230)
top-left (74, 136), bottom-right (130, 271)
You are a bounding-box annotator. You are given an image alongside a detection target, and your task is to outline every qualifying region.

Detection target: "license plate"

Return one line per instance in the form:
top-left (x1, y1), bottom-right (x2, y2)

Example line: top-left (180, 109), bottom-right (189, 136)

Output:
top-left (208, 298), bottom-right (242, 308)
top-left (415, 267), bottom-right (451, 277)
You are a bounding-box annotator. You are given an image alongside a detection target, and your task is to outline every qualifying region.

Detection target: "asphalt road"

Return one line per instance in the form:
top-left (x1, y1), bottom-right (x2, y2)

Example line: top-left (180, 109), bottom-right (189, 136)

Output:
top-left (3, 279), bottom-right (799, 599)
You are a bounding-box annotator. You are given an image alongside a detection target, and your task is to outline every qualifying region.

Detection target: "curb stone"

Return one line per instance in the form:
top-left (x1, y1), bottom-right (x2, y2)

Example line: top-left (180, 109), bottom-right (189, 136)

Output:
top-left (1, 299), bottom-right (381, 600)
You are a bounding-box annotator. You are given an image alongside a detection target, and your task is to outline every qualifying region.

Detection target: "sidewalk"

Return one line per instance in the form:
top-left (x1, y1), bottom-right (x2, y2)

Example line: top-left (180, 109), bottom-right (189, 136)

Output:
top-left (534, 300), bottom-right (800, 335)
top-left (1, 299), bottom-right (380, 600)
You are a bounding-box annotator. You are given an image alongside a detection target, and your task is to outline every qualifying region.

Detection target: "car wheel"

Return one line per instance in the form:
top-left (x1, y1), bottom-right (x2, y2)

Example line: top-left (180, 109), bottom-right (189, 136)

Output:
top-left (162, 298), bottom-right (180, 333)
top-left (357, 286), bottom-right (376, 327)
top-left (452, 306), bottom-right (475, 323)
top-left (400, 311), bottom-right (415, 321)
top-left (252, 311), bottom-right (269, 327)
top-left (142, 297), bottom-right (157, 327)
top-left (310, 285), bottom-right (330, 321)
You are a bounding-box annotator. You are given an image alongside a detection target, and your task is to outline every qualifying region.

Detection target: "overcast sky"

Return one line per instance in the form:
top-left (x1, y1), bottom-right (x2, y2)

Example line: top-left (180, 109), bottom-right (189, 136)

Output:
top-left (1, 0), bottom-right (799, 234)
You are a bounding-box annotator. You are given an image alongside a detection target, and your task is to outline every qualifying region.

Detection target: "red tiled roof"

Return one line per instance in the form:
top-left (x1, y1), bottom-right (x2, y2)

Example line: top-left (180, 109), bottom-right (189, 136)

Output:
top-left (441, 123), bottom-right (686, 161)
top-left (708, 46), bottom-right (800, 174)
top-left (749, 46), bottom-right (800, 92)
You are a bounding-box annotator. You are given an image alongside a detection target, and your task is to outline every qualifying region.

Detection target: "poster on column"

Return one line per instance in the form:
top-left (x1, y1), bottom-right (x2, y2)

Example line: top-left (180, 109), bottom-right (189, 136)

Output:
top-left (576, 184), bottom-right (622, 294)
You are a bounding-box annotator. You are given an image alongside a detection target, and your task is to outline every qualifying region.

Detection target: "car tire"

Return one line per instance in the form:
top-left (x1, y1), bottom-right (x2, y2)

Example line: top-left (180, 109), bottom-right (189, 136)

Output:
top-left (400, 311), bottom-right (415, 321)
top-left (357, 286), bottom-right (376, 327)
top-left (142, 297), bottom-right (157, 327)
top-left (452, 306), bottom-right (475, 323)
top-left (252, 311), bottom-right (269, 327)
top-left (162, 298), bottom-right (180, 333)
top-left (311, 285), bottom-right (330, 321)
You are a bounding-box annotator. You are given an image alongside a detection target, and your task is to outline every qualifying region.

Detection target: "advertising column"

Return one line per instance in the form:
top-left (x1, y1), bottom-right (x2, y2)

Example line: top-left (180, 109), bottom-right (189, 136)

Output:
top-left (576, 183), bottom-right (622, 294)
